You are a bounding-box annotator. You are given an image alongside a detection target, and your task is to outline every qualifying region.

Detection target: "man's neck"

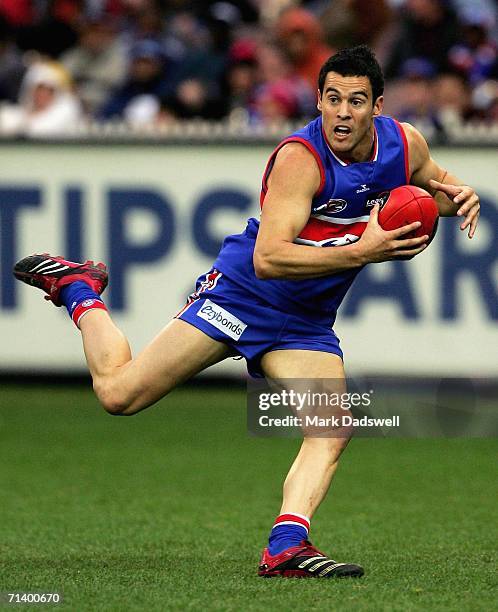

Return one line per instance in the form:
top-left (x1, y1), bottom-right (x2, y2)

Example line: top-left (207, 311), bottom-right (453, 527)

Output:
top-left (335, 124), bottom-right (376, 164)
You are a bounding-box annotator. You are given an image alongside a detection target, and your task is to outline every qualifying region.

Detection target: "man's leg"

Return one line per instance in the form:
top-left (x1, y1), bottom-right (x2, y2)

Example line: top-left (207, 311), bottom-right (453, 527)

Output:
top-left (80, 312), bottom-right (232, 416)
top-left (257, 350), bottom-right (362, 578)
top-left (260, 349), bottom-right (350, 518)
top-left (13, 253), bottom-right (233, 416)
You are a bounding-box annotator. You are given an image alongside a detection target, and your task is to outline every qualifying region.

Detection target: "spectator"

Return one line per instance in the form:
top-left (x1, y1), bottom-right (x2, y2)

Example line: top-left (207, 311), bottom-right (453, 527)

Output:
top-left (0, 0), bottom-right (493, 129)
top-left (385, 0), bottom-right (460, 79)
top-left (15, 0), bottom-right (82, 58)
top-left (319, 0), bottom-right (392, 52)
top-left (472, 78), bottom-right (498, 121)
top-left (165, 6), bottom-right (233, 100)
top-left (448, 11), bottom-right (497, 85)
top-left (222, 38), bottom-right (259, 120)
top-left (98, 38), bottom-right (169, 119)
top-left (275, 7), bottom-right (334, 90)
top-left (432, 72), bottom-right (473, 123)
top-left (0, 16), bottom-right (26, 103)
top-left (119, 0), bottom-right (166, 48)
top-left (256, 42), bottom-right (316, 119)
top-left (251, 79), bottom-right (300, 126)
top-left (161, 77), bottom-right (226, 120)
top-left (159, 5), bottom-right (237, 121)
top-left (61, 16), bottom-right (127, 114)
top-left (0, 60), bottom-right (82, 136)
top-left (383, 57), bottom-right (436, 123)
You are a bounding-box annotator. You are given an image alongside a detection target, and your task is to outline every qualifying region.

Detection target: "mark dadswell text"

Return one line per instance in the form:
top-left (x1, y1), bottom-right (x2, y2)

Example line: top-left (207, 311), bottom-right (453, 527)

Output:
top-left (259, 415), bottom-right (400, 428)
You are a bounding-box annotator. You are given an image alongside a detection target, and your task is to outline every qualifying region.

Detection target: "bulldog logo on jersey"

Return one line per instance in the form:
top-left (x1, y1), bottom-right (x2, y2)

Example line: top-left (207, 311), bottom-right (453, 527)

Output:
top-left (314, 198), bottom-right (348, 214)
top-left (366, 191), bottom-right (391, 210)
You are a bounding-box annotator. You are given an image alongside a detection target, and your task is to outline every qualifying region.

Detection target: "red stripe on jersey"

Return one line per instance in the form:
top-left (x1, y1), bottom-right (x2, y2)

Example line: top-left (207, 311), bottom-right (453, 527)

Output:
top-left (393, 119), bottom-right (410, 182)
top-left (274, 513), bottom-right (310, 531)
top-left (260, 137), bottom-right (326, 207)
top-left (298, 218), bottom-right (367, 242)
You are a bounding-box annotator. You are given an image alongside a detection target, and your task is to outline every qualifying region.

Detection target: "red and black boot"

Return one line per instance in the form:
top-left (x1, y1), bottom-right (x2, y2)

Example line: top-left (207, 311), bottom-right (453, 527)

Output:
top-left (258, 540), bottom-right (364, 578)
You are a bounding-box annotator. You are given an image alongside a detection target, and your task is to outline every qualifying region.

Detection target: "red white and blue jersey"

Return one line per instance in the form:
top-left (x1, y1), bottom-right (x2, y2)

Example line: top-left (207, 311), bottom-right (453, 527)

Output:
top-left (213, 114), bottom-right (409, 327)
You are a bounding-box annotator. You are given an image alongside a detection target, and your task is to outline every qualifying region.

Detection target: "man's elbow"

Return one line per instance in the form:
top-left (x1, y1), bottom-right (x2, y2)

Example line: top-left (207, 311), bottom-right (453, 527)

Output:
top-left (253, 251), bottom-right (275, 279)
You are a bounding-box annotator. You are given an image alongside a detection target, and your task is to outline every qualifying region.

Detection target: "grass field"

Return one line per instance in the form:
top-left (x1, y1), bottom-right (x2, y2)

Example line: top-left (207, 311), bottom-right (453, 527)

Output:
top-left (0, 384), bottom-right (496, 611)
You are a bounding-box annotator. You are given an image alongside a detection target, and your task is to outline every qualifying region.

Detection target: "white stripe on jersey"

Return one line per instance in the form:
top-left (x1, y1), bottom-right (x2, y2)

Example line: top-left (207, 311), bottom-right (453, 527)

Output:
top-left (311, 214), bottom-right (370, 224)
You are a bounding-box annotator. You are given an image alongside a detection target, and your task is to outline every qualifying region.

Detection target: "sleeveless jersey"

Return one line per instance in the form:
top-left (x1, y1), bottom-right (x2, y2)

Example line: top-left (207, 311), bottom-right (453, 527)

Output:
top-left (213, 114), bottom-right (409, 327)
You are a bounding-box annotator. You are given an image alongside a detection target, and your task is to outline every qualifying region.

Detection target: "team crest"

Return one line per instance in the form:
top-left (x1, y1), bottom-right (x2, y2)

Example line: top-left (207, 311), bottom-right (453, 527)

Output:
top-left (315, 198), bottom-right (348, 214)
top-left (366, 191), bottom-right (391, 210)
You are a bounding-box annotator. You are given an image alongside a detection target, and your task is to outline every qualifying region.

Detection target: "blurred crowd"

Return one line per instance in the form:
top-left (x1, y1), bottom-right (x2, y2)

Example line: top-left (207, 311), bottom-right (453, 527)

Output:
top-left (0, 0), bottom-right (496, 137)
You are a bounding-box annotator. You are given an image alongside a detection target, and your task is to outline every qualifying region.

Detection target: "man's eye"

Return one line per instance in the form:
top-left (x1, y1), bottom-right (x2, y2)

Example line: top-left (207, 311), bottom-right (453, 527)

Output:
top-left (329, 97), bottom-right (339, 103)
top-left (352, 99), bottom-right (364, 106)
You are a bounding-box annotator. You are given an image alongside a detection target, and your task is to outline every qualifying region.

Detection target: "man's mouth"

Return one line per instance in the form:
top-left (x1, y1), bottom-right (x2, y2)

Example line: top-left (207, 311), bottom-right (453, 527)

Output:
top-left (333, 125), bottom-right (352, 139)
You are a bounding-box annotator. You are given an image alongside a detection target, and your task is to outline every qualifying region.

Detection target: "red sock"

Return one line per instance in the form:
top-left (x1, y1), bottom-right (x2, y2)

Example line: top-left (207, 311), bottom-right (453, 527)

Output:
top-left (71, 298), bottom-right (108, 328)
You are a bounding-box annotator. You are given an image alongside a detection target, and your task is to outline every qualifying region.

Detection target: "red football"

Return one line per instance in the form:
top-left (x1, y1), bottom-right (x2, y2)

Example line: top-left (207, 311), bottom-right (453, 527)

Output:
top-left (378, 185), bottom-right (439, 242)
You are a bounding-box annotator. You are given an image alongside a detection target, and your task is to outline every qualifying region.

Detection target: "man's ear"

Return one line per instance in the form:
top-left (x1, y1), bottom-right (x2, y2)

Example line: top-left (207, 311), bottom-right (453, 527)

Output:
top-left (373, 95), bottom-right (384, 116)
top-left (317, 89), bottom-right (322, 112)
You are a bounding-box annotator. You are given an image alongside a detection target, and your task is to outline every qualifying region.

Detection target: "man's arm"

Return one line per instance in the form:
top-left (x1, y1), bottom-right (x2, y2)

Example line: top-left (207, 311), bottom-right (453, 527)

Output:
top-left (253, 143), bottom-right (428, 280)
top-left (402, 122), bottom-right (480, 238)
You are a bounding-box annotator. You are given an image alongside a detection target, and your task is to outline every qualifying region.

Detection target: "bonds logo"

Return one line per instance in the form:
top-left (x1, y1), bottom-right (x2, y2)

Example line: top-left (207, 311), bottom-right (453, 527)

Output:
top-left (366, 191), bottom-right (391, 210)
top-left (315, 198), bottom-right (348, 214)
top-left (197, 299), bottom-right (247, 341)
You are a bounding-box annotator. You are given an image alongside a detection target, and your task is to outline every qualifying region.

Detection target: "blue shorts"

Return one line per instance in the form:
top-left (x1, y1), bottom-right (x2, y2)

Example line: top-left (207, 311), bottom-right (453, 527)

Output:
top-left (176, 269), bottom-right (343, 378)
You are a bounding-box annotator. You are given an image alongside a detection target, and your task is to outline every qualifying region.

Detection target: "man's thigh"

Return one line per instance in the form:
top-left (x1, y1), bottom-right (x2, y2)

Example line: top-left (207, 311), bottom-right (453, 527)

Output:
top-left (261, 349), bottom-right (346, 383)
top-left (261, 350), bottom-right (349, 437)
top-left (118, 319), bottom-right (232, 412)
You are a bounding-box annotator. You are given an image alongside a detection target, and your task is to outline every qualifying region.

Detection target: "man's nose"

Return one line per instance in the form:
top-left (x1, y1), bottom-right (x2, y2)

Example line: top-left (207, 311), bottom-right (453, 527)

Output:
top-left (337, 100), bottom-right (351, 119)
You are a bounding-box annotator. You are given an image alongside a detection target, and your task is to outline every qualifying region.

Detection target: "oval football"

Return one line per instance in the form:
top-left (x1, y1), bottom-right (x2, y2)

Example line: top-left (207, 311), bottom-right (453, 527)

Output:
top-left (378, 185), bottom-right (439, 242)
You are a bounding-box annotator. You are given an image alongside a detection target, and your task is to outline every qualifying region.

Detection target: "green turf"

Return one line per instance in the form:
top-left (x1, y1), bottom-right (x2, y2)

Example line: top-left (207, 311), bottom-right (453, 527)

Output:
top-left (0, 385), bottom-right (496, 611)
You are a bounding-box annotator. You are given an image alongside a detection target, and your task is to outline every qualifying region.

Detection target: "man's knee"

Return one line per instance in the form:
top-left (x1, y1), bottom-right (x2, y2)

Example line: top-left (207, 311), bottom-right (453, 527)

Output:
top-left (303, 427), bottom-right (353, 460)
top-left (93, 379), bottom-right (134, 416)
top-left (93, 377), bottom-right (175, 416)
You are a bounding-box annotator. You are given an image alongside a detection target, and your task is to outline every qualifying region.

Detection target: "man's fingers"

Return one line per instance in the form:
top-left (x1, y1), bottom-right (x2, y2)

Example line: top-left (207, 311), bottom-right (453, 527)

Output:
top-left (368, 203), bottom-right (380, 224)
top-left (461, 208), bottom-right (480, 236)
top-left (469, 212), bottom-right (479, 238)
top-left (393, 234), bottom-right (429, 249)
top-left (457, 195), bottom-right (479, 216)
top-left (429, 179), bottom-right (461, 197)
top-left (460, 203), bottom-right (480, 228)
top-left (389, 221), bottom-right (422, 239)
top-left (460, 209), bottom-right (476, 230)
top-left (454, 188), bottom-right (472, 204)
top-left (390, 244), bottom-right (427, 259)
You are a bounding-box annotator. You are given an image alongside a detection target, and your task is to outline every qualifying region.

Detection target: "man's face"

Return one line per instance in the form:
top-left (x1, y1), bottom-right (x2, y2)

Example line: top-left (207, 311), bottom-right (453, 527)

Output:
top-left (32, 84), bottom-right (56, 112)
top-left (317, 72), bottom-right (383, 159)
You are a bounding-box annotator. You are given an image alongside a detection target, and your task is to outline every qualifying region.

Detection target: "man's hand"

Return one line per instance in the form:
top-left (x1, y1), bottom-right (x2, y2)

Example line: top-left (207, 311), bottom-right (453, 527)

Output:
top-left (356, 205), bottom-right (428, 264)
top-left (429, 179), bottom-right (480, 239)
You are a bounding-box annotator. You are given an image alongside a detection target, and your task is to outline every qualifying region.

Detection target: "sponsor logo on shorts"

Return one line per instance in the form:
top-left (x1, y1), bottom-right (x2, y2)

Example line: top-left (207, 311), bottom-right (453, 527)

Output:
top-left (366, 191), bottom-right (391, 209)
top-left (197, 299), bottom-right (247, 341)
top-left (81, 299), bottom-right (96, 307)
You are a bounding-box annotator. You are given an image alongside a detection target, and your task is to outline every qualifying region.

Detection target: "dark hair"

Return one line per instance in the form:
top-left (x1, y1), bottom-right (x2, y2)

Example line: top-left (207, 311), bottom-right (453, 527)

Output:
top-left (318, 45), bottom-right (384, 102)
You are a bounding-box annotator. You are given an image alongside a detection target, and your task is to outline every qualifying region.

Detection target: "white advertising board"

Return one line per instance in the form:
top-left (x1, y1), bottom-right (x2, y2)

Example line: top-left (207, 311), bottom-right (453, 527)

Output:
top-left (0, 144), bottom-right (496, 376)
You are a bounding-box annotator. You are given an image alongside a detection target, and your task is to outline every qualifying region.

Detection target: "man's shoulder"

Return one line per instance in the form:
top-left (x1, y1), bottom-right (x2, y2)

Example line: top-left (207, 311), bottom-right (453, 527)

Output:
top-left (269, 141), bottom-right (322, 194)
top-left (392, 121), bottom-right (431, 179)
top-left (398, 122), bottom-right (429, 159)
